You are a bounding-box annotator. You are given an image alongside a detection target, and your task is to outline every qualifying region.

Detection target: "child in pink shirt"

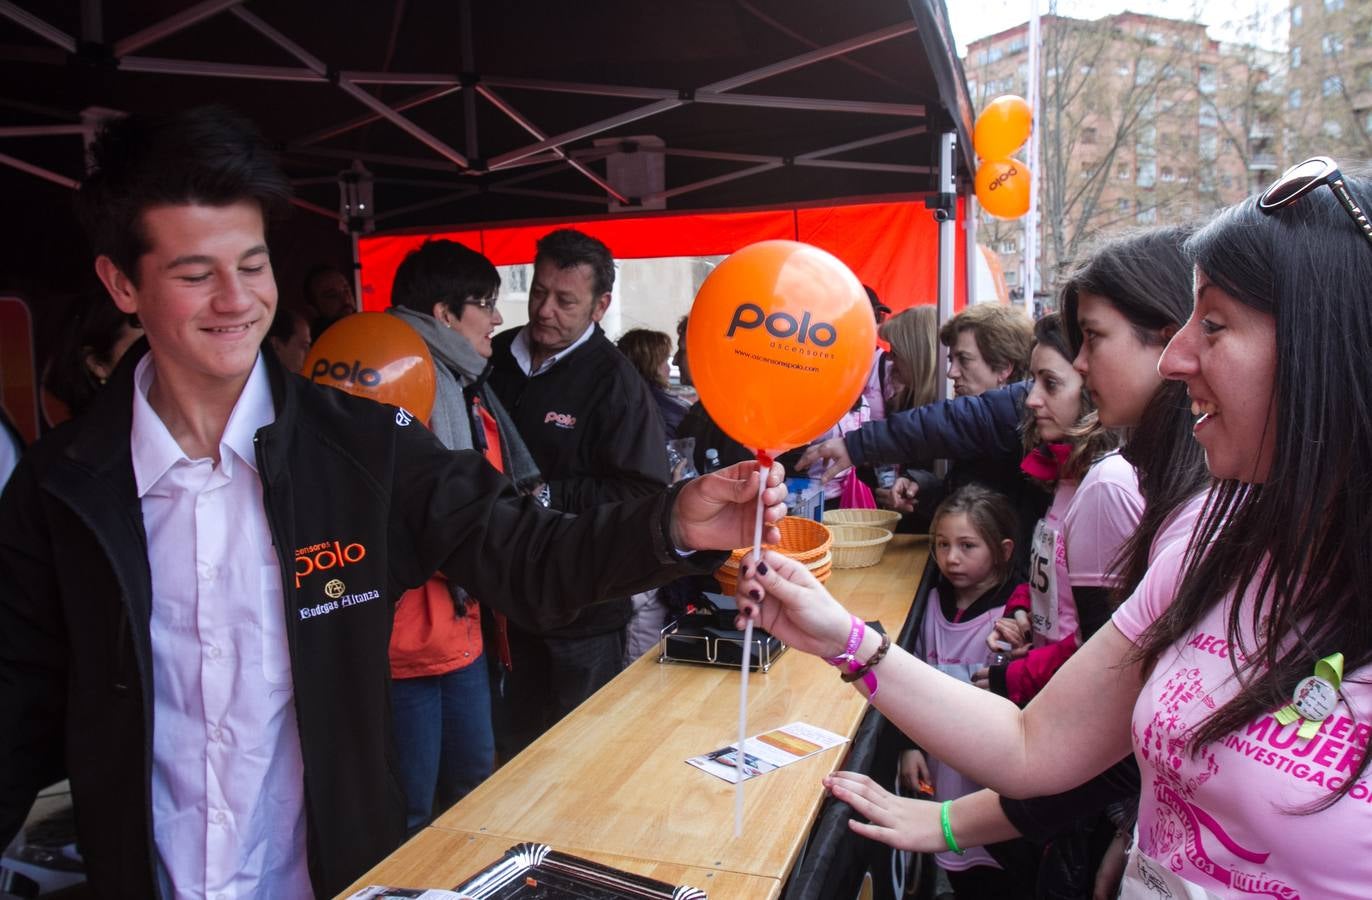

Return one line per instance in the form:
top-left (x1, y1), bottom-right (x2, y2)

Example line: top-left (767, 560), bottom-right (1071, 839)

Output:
top-left (906, 485), bottom-right (1032, 895)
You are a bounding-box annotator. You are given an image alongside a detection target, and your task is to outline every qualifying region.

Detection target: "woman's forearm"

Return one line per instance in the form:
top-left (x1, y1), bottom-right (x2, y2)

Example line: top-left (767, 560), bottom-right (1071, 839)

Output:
top-left (849, 622), bottom-right (1140, 798)
top-left (946, 789), bottom-right (1023, 848)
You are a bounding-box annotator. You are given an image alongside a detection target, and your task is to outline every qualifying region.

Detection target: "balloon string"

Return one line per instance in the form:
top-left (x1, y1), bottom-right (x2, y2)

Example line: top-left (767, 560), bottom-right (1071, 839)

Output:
top-left (735, 456), bottom-right (768, 837)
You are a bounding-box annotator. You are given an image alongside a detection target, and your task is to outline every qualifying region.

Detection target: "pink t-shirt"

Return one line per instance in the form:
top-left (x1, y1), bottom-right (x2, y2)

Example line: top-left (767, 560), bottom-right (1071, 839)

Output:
top-left (918, 585), bottom-right (1003, 873)
top-left (1062, 451), bottom-right (1143, 588)
top-left (1147, 488), bottom-right (1210, 566)
top-left (1027, 451), bottom-right (1143, 644)
top-left (1113, 543), bottom-right (1372, 898)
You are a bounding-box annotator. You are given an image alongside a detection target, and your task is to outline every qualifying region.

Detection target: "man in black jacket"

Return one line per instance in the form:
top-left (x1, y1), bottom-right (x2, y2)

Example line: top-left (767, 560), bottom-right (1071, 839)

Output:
top-left (488, 228), bottom-right (669, 756)
top-left (0, 106), bottom-right (786, 900)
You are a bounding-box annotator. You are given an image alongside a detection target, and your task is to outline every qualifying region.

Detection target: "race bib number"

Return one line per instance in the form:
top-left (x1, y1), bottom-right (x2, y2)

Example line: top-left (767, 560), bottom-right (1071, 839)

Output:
top-left (1028, 519), bottom-right (1065, 641)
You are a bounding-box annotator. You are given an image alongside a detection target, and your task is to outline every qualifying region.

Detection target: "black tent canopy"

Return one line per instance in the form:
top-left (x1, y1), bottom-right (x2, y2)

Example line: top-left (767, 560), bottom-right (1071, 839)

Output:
top-left (0, 0), bottom-right (973, 234)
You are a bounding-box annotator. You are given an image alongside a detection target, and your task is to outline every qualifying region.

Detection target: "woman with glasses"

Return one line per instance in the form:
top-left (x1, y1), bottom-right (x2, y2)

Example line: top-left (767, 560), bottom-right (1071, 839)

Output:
top-left (736, 159), bottom-right (1372, 897)
top-left (385, 239), bottom-right (543, 832)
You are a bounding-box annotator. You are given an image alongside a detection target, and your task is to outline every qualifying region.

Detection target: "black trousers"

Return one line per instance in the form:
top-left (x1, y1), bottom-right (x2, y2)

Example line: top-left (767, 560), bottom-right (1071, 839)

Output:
top-left (946, 863), bottom-right (1034, 899)
top-left (490, 623), bottom-right (626, 759)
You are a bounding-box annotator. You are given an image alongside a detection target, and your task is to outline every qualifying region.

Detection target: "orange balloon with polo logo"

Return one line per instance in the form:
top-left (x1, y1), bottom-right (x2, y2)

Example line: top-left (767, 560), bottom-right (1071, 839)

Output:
top-left (302, 311), bottom-right (436, 422)
top-left (975, 158), bottom-right (1031, 219)
top-left (686, 240), bottom-right (875, 457)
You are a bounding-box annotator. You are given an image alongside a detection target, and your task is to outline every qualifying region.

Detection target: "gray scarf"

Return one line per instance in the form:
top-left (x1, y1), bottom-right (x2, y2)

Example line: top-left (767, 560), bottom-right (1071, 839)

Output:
top-left (387, 306), bottom-right (541, 491)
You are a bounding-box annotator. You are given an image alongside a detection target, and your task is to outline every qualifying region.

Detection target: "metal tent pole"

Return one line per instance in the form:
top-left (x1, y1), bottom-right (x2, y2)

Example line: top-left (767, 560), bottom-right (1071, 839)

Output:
top-left (937, 130), bottom-right (957, 399)
top-left (1025, 0), bottom-right (1042, 312)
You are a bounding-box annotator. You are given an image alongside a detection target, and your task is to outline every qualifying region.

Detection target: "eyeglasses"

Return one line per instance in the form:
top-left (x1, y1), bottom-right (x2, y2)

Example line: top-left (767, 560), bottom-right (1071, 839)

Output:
top-left (462, 294), bottom-right (499, 312)
top-left (1258, 156), bottom-right (1372, 248)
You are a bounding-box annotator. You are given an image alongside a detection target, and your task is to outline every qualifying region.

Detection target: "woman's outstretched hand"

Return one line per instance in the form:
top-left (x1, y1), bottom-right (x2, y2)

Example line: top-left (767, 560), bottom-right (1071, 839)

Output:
top-left (823, 771), bottom-right (947, 853)
top-left (733, 548), bottom-right (853, 659)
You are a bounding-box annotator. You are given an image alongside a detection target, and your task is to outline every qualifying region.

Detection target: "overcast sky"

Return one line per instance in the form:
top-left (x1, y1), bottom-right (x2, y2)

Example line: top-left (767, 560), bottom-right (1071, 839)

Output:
top-left (947, 0), bottom-right (1290, 55)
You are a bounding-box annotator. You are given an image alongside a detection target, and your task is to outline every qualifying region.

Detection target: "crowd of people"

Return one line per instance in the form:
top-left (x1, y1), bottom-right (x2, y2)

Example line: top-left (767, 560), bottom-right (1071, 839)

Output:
top-left (739, 164), bottom-right (1372, 899)
top-left (3, 100), bottom-right (1371, 900)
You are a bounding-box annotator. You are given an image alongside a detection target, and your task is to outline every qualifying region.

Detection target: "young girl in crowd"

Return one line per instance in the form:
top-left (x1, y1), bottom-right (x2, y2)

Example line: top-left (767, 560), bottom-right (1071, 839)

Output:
top-left (907, 486), bottom-right (1030, 897)
top-left (741, 161), bottom-right (1372, 897)
top-left (985, 314), bottom-right (1141, 704)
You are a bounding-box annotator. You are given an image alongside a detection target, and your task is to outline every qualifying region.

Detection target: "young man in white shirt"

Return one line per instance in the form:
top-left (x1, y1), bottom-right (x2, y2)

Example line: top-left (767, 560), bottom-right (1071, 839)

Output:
top-left (0, 106), bottom-right (785, 900)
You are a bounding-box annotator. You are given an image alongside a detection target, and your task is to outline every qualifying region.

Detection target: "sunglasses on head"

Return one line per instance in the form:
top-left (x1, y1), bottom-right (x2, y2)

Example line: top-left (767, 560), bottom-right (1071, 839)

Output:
top-left (1258, 156), bottom-right (1372, 248)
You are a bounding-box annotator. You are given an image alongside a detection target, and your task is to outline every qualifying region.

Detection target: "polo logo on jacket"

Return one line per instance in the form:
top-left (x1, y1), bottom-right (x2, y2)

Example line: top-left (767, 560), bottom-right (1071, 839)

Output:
top-left (543, 410), bottom-right (577, 429)
top-left (295, 539), bottom-right (367, 589)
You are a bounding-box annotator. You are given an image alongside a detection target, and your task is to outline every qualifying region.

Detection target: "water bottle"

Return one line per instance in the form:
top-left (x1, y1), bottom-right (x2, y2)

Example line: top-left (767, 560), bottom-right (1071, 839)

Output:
top-left (704, 448), bottom-right (722, 473)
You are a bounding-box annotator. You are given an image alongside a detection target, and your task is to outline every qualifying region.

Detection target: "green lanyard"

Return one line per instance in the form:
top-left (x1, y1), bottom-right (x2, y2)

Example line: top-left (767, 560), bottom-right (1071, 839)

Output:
top-left (1275, 652), bottom-right (1344, 740)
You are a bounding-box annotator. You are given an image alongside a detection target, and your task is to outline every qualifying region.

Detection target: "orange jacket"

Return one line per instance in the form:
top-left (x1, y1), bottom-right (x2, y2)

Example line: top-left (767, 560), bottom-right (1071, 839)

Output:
top-left (388, 397), bottom-right (506, 679)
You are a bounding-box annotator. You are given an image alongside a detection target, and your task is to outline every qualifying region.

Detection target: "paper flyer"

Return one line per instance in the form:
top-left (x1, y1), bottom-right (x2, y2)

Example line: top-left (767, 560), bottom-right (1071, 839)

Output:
top-left (686, 721), bottom-right (847, 783)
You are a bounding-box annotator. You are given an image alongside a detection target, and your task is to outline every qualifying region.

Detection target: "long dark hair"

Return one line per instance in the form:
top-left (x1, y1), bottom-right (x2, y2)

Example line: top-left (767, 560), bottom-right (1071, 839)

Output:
top-left (1061, 227), bottom-right (1210, 596)
top-left (42, 290), bottom-right (142, 419)
top-left (1135, 177), bottom-right (1372, 811)
top-left (1020, 313), bottom-right (1117, 482)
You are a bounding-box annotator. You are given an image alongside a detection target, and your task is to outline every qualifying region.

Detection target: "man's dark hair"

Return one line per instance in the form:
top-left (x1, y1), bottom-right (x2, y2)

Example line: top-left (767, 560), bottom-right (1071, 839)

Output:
top-left (75, 106), bottom-right (291, 285)
top-left (534, 229), bottom-right (615, 298)
top-left (390, 240), bottom-right (500, 319)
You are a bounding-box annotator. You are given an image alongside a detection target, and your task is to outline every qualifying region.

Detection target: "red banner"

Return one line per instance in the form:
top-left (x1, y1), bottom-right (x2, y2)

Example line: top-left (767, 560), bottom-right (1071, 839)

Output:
top-left (359, 197), bottom-right (966, 317)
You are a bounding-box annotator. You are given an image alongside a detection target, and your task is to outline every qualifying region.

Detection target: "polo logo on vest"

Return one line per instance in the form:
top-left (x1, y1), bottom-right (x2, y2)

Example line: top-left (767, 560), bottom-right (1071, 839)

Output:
top-left (725, 302), bottom-right (838, 348)
top-left (294, 539), bottom-right (367, 589)
top-left (309, 358), bottom-right (383, 388)
top-left (395, 408), bottom-right (414, 427)
top-left (544, 410), bottom-right (577, 429)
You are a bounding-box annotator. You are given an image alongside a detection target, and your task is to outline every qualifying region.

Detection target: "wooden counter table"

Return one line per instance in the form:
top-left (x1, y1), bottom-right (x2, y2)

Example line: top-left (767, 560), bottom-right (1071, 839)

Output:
top-left (339, 534), bottom-right (929, 899)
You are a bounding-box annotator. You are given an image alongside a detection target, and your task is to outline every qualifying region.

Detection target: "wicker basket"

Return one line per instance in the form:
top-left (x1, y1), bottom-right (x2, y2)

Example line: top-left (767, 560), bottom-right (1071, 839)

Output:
top-left (722, 516), bottom-right (832, 569)
top-left (715, 549), bottom-right (832, 595)
top-left (829, 524), bottom-right (895, 569)
top-left (823, 508), bottom-right (902, 532)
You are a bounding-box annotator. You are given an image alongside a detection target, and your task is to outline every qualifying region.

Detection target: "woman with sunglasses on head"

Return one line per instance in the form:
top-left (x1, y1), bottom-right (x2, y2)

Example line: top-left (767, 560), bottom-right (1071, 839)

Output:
top-left (823, 228), bottom-right (1215, 898)
top-left (739, 162), bottom-right (1372, 896)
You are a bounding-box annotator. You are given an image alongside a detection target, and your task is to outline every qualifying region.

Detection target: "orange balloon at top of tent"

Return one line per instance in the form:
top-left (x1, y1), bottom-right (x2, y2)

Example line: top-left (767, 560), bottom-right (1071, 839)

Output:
top-left (686, 240), bottom-right (875, 457)
top-left (302, 311), bottom-right (437, 422)
top-left (974, 94), bottom-right (1032, 161)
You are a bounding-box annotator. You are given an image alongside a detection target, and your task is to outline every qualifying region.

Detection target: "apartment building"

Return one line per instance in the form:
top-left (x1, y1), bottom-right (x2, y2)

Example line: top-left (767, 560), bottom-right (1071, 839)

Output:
top-left (1285, 0), bottom-right (1372, 163)
top-left (965, 12), bottom-right (1281, 303)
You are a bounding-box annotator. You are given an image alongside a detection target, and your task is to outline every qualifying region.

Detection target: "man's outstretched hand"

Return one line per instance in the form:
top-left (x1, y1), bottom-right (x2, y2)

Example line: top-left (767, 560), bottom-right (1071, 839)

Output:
top-left (671, 460), bottom-right (787, 551)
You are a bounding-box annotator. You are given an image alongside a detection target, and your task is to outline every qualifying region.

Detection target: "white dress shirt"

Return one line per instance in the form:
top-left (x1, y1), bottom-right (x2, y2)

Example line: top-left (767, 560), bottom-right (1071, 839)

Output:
top-left (132, 353), bottom-right (311, 900)
top-left (509, 322), bottom-right (596, 377)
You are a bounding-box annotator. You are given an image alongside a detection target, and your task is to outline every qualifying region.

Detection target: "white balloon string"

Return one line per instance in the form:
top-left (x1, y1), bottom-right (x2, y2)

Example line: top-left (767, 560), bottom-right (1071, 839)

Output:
top-left (735, 459), bottom-right (768, 837)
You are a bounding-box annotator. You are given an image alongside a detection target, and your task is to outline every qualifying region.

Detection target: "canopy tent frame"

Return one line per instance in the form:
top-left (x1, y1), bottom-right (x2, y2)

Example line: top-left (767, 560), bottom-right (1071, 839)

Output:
top-left (0, 0), bottom-right (957, 220)
top-left (0, 0), bottom-right (983, 379)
